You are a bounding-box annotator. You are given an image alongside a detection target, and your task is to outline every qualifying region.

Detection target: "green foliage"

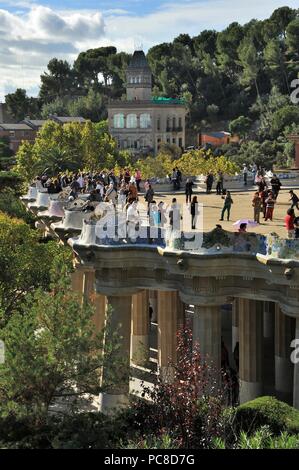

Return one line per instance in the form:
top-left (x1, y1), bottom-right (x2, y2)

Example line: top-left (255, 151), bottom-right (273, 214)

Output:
top-left (286, 18), bottom-right (299, 52)
top-left (234, 396), bottom-right (299, 436)
top-left (0, 212), bottom-right (71, 324)
top-left (0, 263), bottom-right (105, 417)
top-left (229, 116), bottom-right (252, 138)
top-left (213, 426), bottom-right (299, 449)
top-left (14, 120), bottom-right (121, 181)
top-left (5, 88), bottom-right (39, 121)
top-left (0, 137), bottom-right (14, 170)
top-left (41, 97), bottom-right (69, 119)
top-left (0, 171), bottom-right (24, 194)
top-left (0, 189), bottom-right (35, 225)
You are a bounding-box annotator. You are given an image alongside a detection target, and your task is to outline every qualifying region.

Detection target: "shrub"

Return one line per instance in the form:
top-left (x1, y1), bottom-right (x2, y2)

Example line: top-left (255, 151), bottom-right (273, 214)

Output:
top-left (0, 189), bottom-right (36, 225)
top-left (0, 171), bottom-right (24, 194)
top-left (234, 396), bottom-right (299, 435)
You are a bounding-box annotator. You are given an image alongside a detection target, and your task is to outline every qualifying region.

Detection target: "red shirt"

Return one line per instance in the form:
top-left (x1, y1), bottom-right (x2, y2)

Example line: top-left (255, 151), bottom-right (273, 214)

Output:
top-left (285, 214), bottom-right (294, 230)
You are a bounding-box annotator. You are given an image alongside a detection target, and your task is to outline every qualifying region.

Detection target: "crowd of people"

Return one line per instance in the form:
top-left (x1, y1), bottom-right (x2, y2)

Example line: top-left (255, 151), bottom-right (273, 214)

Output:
top-left (33, 163), bottom-right (299, 237)
top-left (33, 169), bottom-right (201, 233)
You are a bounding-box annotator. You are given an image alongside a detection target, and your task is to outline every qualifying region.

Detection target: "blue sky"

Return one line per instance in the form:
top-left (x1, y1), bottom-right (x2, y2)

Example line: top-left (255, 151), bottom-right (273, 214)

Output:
top-left (0, 1), bottom-right (298, 100)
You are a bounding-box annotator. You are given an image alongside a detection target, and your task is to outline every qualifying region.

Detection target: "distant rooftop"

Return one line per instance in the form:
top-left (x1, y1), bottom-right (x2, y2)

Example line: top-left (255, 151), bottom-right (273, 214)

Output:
top-left (151, 96), bottom-right (185, 105)
top-left (23, 119), bottom-right (47, 129)
top-left (0, 123), bottom-right (32, 131)
top-left (50, 115), bottom-right (86, 124)
top-left (202, 131), bottom-right (231, 139)
top-left (127, 50), bottom-right (151, 70)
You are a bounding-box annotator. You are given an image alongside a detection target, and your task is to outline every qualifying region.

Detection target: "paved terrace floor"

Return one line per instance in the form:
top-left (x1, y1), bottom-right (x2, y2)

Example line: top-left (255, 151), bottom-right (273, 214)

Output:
top-left (153, 188), bottom-right (297, 238)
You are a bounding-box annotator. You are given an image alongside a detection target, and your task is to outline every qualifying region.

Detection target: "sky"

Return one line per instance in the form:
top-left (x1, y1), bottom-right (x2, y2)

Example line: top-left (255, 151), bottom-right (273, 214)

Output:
top-left (0, 0), bottom-right (298, 101)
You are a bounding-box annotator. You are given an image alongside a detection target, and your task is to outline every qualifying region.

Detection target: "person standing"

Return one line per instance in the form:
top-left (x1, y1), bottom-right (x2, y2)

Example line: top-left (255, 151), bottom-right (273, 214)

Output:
top-left (243, 165), bottom-right (248, 186)
top-left (294, 215), bottom-right (299, 239)
top-left (265, 191), bottom-right (276, 221)
top-left (260, 189), bottom-right (268, 219)
top-left (216, 171), bottom-right (224, 195)
top-left (252, 192), bottom-right (262, 224)
top-left (185, 178), bottom-right (194, 203)
top-left (190, 195), bottom-right (199, 230)
top-left (145, 184), bottom-right (155, 214)
top-left (257, 176), bottom-right (268, 193)
top-left (169, 198), bottom-right (181, 231)
top-left (171, 168), bottom-right (178, 191)
top-left (220, 191), bottom-right (233, 221)
top-left (271, 174), bottom-right (282, 199)
top-left (206, 173), bottom-right (214, 194)
top-left (285, 208), bottom-right (295, 239)
top-left (158, 201), bottom-right (167, 227)
top-left (124, 168), bottom-right (131, 185)
top-left (175, 167), bottom-right (182, 190)
top-left (135, 169), bottom-right (142, 192)
top-left (289, 190), bottom-right (299, 210)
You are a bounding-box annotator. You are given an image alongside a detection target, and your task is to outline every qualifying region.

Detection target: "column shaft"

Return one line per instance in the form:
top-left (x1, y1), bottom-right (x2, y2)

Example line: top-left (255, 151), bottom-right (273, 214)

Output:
top-left (100, 295), bottom-right (132, 413)
top-left (149, 290), bottom-right (158, 323)
top-left (275, 305), bottom-right (294, 397)
top-left (157, 291), bottom-right (182, 379)
top-left (239, 299), bottom-right (263, 403)
top-left (264, 302), bottom-right (275, 339)
top-left (193, 305), bottom-right (221, 371)
top-left (131, 291), bottom-right (150, 365)
top-left (232, 299), bottom-right (239, 352)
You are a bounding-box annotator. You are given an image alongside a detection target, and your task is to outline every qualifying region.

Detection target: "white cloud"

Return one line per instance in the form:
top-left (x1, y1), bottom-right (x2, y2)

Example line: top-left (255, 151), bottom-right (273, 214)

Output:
top-left (0, 0), bottom-right (298, 101)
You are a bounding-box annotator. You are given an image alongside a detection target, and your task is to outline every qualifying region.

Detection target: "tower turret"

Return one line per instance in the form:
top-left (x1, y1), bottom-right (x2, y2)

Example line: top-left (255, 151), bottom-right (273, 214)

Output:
top-left (126, 50), bottom-right (152, 101)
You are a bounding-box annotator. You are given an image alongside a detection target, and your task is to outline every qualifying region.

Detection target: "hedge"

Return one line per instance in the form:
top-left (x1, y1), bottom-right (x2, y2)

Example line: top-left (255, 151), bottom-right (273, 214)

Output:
top-left (234, 396), bottom-right (299, 435)
top-left (0, 171), bottom-right (24, 194)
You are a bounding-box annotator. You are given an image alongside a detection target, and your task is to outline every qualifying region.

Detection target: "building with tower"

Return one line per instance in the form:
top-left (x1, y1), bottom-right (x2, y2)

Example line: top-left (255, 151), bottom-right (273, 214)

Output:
top-left (107, 50), bottom-right (187, 156)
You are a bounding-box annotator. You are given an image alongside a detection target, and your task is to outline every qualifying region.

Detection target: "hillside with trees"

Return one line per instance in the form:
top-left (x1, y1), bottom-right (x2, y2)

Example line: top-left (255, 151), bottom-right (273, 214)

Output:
top-left (4, 6), bottom-right (299, 168)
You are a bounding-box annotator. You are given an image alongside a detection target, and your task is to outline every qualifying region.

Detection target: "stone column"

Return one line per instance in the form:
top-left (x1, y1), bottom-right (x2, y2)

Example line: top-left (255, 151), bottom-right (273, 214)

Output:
top-left (131, 291), bottom-right (150, 366)
top-left (149, 290), bottom-right (158, 323)
top-left (82, 269), bottom-right (95, 302)
top-left (232, 299), bottom-right (239, 352)
top-left (293, 318), bottom-right (299, 409)
top-left (275, 305), bottom-right (294, 397)
top-left (82, 269), bottom-right (106, 334)
top-left (193, 304), bottom-right (221, 371)
top-left (99, 295), bottom-right (132, 413)
top-left (71, 267), bottom-right (84, 298)
top-left (157, 291), bottom-right (182, 380)
top-left (264, 302), bottom-right (275, 339)
top-left (263, 301), bottom-right (275, 393)
top-left (239, 299), bottom-right (263, 404)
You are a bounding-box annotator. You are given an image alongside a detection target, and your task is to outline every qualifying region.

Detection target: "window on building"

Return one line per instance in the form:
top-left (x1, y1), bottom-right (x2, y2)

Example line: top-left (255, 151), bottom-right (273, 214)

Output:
top-left (140, 113), bottom-right (151, 129)
top-left (157, 117), bottom-right (161, 131)
top-left (179, 117), bottom-right (182, 128)
top-left (173, 117), bottom-right (176, 129)
top-left (167, 138), bottom-right (170, 144)
top-left (126, 114), bottom-right (138, 128)
top-left (172, 138), bottom-right (176, 144)
top-left (167, 117), bottom-right (171, 130)
top-left (114, 114), bottom-right (125, 129)
top-left (179, 137), bottom-right (183, 148)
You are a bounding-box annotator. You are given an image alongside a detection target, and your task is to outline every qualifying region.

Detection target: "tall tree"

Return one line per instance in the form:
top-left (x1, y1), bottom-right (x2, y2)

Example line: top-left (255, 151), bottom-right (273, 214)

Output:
top-left (5, 89), bottom-right (38, 122)
top-left (40, 59), bottom-right (75, 103)
top-left (238, 39), bottom-right (261, 98)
